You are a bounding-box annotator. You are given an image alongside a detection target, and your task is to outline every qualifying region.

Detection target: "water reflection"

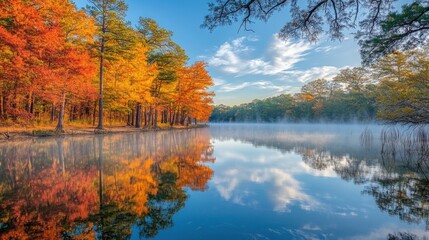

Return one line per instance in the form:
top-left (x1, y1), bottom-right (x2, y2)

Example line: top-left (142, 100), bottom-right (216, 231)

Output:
top-left (210, 124), bottom-right (429, 239)
top-left (0, 128), bottom-right (214, 239)
top-left (2, 124), bottom-right (429, 239)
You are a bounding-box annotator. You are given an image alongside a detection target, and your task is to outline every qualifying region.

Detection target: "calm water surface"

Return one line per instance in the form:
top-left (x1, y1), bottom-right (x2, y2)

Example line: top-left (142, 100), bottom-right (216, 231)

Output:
top-left (0, 124), bottom-right (428, 239)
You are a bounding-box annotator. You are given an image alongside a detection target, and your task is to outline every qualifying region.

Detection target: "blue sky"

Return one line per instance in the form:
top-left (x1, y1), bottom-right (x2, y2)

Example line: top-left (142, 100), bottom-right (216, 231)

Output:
top-left (73, 0), bottom-right (362, 106)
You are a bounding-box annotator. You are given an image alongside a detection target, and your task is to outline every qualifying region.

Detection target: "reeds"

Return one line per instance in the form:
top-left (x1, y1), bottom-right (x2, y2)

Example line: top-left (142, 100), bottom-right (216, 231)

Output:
top-left (361, 126), bottom-right (429, 179)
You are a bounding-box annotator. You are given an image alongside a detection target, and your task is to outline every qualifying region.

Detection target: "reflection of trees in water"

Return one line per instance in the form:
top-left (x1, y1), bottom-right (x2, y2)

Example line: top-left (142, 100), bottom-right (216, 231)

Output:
top-left (387, 232), bottom-right (427, 240)
top-left (364, 174), bottom-right (429, 229)
top-left (212, 124), bottom-right (429, 238)
top-left (299, 148), bottom-right (429, 233)
top-left (0, 128), bottom-right (214, 239)
top-left (137, 172), bottom-right (187, 239)
top-left (301, 126), bottom-right (429, 236)
top-left (211, 124), bottom-right (382, 161)
top-left (298, 147), bottom-right (380, 185)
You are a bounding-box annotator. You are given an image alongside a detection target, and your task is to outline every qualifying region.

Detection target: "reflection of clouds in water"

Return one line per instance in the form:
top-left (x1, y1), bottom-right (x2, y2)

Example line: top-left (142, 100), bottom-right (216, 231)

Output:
top-left (212, 171), bottom-right (239, 201)
top-left (243, 225), bottom-right (327, 240)
top-left (211, 134), bottom-right (398, 214)
top-left (212, 143), bottom-right (320, 211)
top-left (253, 168), bottom-right (318, 212)
top-left (213, 167), bottom-right (320, 212)
top-left (302, 224), bottom-right (321, 231)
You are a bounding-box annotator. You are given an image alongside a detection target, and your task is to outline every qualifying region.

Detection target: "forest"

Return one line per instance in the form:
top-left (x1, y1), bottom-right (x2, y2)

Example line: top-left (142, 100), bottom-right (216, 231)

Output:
top-left (210, 49), bottom-right (429, 124)
top-left (0, 0), bottom-right (215, 132)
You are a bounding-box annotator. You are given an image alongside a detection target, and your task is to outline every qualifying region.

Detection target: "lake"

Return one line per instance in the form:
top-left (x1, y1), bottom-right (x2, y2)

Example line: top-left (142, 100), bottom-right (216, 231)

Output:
top-left (0, 124), bottom-right (428, 239)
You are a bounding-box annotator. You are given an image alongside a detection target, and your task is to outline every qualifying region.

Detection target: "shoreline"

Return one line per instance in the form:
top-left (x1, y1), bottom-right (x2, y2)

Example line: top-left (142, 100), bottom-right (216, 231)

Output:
top-left (0, 124), bottom-right (209, 142)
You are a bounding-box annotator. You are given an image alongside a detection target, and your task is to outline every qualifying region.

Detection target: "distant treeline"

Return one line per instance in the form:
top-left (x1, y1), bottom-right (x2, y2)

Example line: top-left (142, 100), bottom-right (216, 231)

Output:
top-left (210, 92), bottom-right (376, 123)
top-left (211, 49), bottom-right (429, 124)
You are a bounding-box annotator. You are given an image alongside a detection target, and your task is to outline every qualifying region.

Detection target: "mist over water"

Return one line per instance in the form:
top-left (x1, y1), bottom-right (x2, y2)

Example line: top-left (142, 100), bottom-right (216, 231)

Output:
top-left (1, 124), bottom-right (429, 239)
top-left (206, 123), bottom-right (429, 239)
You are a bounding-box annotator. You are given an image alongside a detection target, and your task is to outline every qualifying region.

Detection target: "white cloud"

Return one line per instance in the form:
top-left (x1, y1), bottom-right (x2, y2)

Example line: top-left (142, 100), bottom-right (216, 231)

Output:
top-left (208, 36), bottom-right (255, 74)
top-left (208, 34), bottom-right (360, 103)
top-left (315, 45), bottom-right (338, 52)
top-left (218, 80), bottom-right (292, 93)
top-left (208, 34), bottom-right (312, 76)
top-left (285, 66), bottom-right (344, 83)
top-left (212, 77), bottom-right (226, 86)
top-left (219, 82), bottom-right (251, 92)
top-left (258, 36), bottom-right (312, 75)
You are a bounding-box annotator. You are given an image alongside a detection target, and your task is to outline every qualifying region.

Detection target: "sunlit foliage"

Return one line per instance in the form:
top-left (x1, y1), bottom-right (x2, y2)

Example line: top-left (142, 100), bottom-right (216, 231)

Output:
top-left (0, 0), bottom-right (214, 129)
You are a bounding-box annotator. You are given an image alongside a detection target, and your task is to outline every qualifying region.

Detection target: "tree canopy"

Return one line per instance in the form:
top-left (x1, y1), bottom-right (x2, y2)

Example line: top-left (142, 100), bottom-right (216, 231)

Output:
top-left (0, 0), bottom-right (215, 130)
top-left (202, 0), bottom-right (429, 63)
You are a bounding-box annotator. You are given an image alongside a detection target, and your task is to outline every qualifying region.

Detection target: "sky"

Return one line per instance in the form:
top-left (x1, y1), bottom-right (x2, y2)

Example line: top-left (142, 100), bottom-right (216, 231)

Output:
top-left (73, 0), bottom-right (363, 106)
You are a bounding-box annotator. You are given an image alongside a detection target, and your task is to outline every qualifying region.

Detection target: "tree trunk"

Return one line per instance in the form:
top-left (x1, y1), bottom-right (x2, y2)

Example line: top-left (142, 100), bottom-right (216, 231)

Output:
top-left (55, 93), bottom-right (66, 133)
top-left (29, 93), bottom-right (34, 115)
top-left (180, 110), bottom-right (185, 125)
top-left (51, 102), bottom-right (56, 122)
top-left (169, 109), bottom-right (173, 126)
top-left (163, 110), bottom-right (168, 123)
top-left (154, 109), bottom-right (158, 128)
top-left (127, 112), bottom-right (132, 126)
top-left (135, 103), bottom-right (141, 128)
top-left (131, 108), bottom-right (135, 126)
top-left (92, 100), bottom-right (97, 126)
top-left (149, 105), bottom-right (153, 126)
top-left (161, 109), bottom-right (164, 123)
top-left (0, 94), bottom-right (4, 119)
top-left (97, 22), bottom-right (106, 129)
top-left (175, 109), bottom-right (180, 125)
top-left (144, 107), bottom-right (147, 126)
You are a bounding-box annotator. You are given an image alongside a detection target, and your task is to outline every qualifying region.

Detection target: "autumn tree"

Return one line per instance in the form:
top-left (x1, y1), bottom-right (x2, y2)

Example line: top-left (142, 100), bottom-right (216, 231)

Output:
top-left (87, 0), bottom-right (135, 130)
top-left (0, 0), bottom-right (98, 130)
top-left (174, 62), bottom-right (214, 125)
top-left (35, 0), bottom-right (97, 132)
top-left (301, 78), bottom-right (331, 99)
top-left (374, 49), bottom-right (429, 124)
top-left (333, 67), bottom-right (372, 93)
top-left (136, 18), bottom-right (189, 127)
top-left (0, 0), bottom-right (48, 121)
top-left (103, 40), bottom-right (157, 128)
top-left (137, 18), bottom-right (177, 53)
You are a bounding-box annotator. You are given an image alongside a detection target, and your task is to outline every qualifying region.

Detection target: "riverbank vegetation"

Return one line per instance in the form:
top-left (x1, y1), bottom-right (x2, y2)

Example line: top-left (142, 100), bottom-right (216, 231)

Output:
top-left (0, 0), bottom-right (214, 132)
top-left (210, 49), bottom-right (429, 124)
